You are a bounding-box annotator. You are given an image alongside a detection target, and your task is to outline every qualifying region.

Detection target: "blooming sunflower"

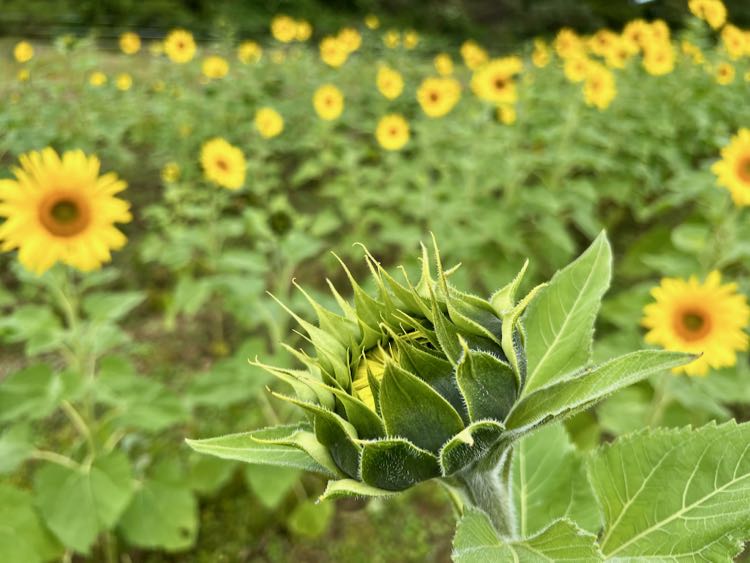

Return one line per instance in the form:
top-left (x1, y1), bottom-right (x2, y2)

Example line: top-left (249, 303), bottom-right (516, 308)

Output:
top-left (642, 43), bottom-right (675, 76)
top-left (161, 162), bottom-right (181, 183)
top-left (296, 21), bottom-right (312, 42)
top-left (13, 41), bottom-right (34, 63)
top-left (89, 71), bottom-right (107, 87)
top-left (721, 24), bottom-right (746, 60)
top-left (337, 28), bottom-right (362, 53)
top-left (383, 30), bottom-right (400, 49)
top-left (202, 55), bottom-right (229, 79)
top-left (460, 40), bottom-right (488, 70)
top-left (553, 28), bottom-right (584, 59)
top-left (712, 128), bottom-right (750, 206)
top-left (271, 15), bottom-right (297, 43)
top-left (375, 114), bottom-right (410, 151)
top-left (0, 148), bottom-right (131, 275)
top-left (115, 73), bottom-right (132, 91)
top-left (403, 30), bottom-right (419, 49)
top-left (319, 37), bottom-right (349, 68)
top-left (583, 65), bottom-right (616, 110)
top-left (313, 85), bottom-right (344, 121)
top-left (471, 59), bottom-right (520, 104)
top-left (376, 66), bottom-right (404, 100)
top-left (564, 56), bottom-right (593, 83)
top-left (434, 53), bottom-right (453, 75)
top-left (164, 29), bottom-right (196, 64)
top-left (416, 77), bottom-right (461, 118)
top-left (119, 32), bottom-right (141, 55)
top-left (255, 107), bottom-right (284, 139)
top-left (497, 104), bottom-right (517, 125)
top-left (689, 0), bottom-right (727, 30)
top-left (200, 138), bottom-right (246, 190)
top-left (716, 62), bottom-right (735, 85)
top-left (237, 41), bottom-right (262, 64)
top-left (642, 272), bottom-right (749, 376)
top-left (364, 14), bottom-right (380, 30)
top-left (532, 39), bottom-right (550, 68)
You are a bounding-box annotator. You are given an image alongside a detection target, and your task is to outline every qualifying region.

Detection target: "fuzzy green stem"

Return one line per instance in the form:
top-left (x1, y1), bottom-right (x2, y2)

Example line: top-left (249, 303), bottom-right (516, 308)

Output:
top-left (451, 469), bottom-right (514, 537)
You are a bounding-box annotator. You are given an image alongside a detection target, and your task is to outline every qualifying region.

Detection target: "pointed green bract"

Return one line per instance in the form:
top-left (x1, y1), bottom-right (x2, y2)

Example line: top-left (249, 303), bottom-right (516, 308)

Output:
top-left (359, 438), bottom-right (441, 490)
top-left (318, 478), bottom-right (397, 501)
top-left (455, 344), bottom-right (516, 423)
top-left (379, 360), bottom-right (465, 453)
top-left (439, 421), bottom-right (505, 476)
top-left (591, 421), bottom-right (750, 561)
top-left (522, 232), bottom-right (612, 395)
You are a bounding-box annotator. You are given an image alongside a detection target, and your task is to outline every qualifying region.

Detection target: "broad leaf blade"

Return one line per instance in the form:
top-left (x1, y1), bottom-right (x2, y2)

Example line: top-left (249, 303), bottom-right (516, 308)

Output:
top-left (523, 232), bottom-right (612, 395)
top-left (506, 350), bottom-right (691, 432)
top-left (591, 421), bottom-right (750, 561)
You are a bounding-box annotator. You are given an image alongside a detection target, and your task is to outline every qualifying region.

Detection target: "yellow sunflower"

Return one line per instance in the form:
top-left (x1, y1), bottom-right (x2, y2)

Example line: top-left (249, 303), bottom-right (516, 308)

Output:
top-left (0, 148), bottom-right (131, 275)
top-left (375, 114), bottom-right (409, 151)
top-left (383, 30), bottom-right (400, 49)
top-left (416, 77), bottom-right (461, 118)
top-left (89, 71), bottom-right (107, 87)
top-left (254, 107), bottom-right (284, 139)
top-left (460, 40), bottom-right (488, 70)
top-left (237, 41), bottom-right (262, 64)
top-left (532, 39), bottom-right (550, 68)
top-left (434, 53), bottom-right (454, 75)
top-left (119, 32), bottom-right (141, 55)
top-left (471, 59), bottom-right (520, 104)
top-left (13, 41), bottom-right (34, 63)
top-left (115, 73), bottom-right (133, 91)
top-left (161, 162), bottom-right (181, 183)
top-left (164, 29), bottom-right (196, 64)
top-left (712, 128), bottom-right (750, 206)
top-left (271, 14), bottom-right (297, 43)
top-left (497, 104), bottom-right (517, 125)
top-left (200, 138), bottom-right (246, 190)
top-left (642, 271), bottom-right (749, 376)
top-left (202, 55), bottom-right (229, 79)
top-left (319, 36), bottom-right (349, 68)
top-left (313, 84), bottom-right (344, 121)
top-left (583, 65), bottom-right (616, 110)
top-left (376, 66), bottom-right (404, 100)
top-left (296, 21), bottom-right (312, 42)
top-left (337, 28), bottom-right (362, 53)
top-left (715, 62), bottom-right (735, 85)
top-left (642, 43), bottom-right (675, 76)
top-left (364, 14), bottom-right (380, 30)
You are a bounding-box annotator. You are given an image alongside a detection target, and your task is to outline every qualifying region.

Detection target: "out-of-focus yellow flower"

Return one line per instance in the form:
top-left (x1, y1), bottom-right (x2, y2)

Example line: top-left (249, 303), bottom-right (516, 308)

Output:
top-left (434, 53), bottom-right (453, 75)
top-left (648, 20), bottom-right (671, 44)
top-left (583, 64), bottom-right (616, 110)
top-left (89, 71), bottom-right (107, 87)
top-left (532, 39), bottom-right (550, 68)
top-left (403, 30), bottom-right (419, 49)
top-left (376, 65), bottom-right (404, 100)
top-left (202, 55), bottom-right (229, 79)
top-left (0, 148), bottom-right (131, 274)
top-left (471, 58), bottom-right (522, 104)
top-left (716, 62), bottom-right (735, 85)
top-left (13, 41), bottom-right (34, 63)
top-left (338, 28), bottom-right (362, 53)
top-left (681, 40), bottom-right (704, 64)
top-left (17, 68), bottom-right (30, 82)
top-left (271, 14), bottom-right (297, 43)
top-left (296, 20), bottom-right (313, 41)
top-left (319, 36), bottom-right (349, 68)
top-left (642, 43), bottom-right (675, 76)
top-left (642, 271), bottom-right (749, 376)
top-left (554, 28), bottom-right (584, 59)
top-left (365, 14), bottom-right (380, 30)
top-left (161, 162), bottom-right (181, 183)
top-left (721, 24), bottom-right (746, 60)
top-left (255, 107), bottom-right (284, 138)
top-left (383, 30), bottom-right (400, 49)
top-left (119, 32), bottom-right (141, 55)
top-left (460, 40), bottom-right (488, 70)
top-left (417, 77), bottom-right (461, 118)
top-left (164, 29), bottom-right (196, 63)
top-left (313, 84), bottom-right (344, 120)
top-left (712, 128), bottom-right (750, 206)
top-left (375, 114), bottom-right (409, 151)
top-left (689, 0), bottom-right (727, 30)
top-left (604, 37), bottom-right (638, 69)
top-left (201, 138), bottom-right (246, 190)
top-left (497, 104), bottom-right (516, 125)
top-left (115, 73), bottom-right (133, 91)
top-left (564, 56), bottom-right (593, 83)
top-left (588, 29), bottom-right (617, 57)
top-left (238, 41), bottom-right (262, 64)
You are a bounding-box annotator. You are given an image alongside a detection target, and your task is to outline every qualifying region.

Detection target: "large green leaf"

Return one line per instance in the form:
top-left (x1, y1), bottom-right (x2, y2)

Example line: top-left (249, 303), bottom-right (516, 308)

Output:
top-left (522, 232), bottom-right (611, 395)
top-left (0, 364), bottom-right (76, 422)
top-left (0, 483), bottom-right (62, 563)
top-left (452, 510), bottom-right (602, 562)
top-left (244, 465), bottom-right (301, 509)
top-left (505, 350), bottom-right (691, 432)
top-left (118, 462), bottom-right (198, 551)
top-left (34, 450), bottom-right (134, 553)
top-left (186, 424), bottom-right (336, 476)
top-left (511, 424), bottom-right (599, 537)
top-left (590, 421), bottom-right (750, 561)
top-left (0, 423), bottom-right (34, 473)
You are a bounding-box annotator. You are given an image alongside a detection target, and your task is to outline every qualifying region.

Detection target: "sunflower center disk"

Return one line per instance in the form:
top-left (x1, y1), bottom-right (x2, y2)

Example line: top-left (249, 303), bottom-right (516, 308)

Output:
top-left (675, 309), bottom-right (712, 342)
top-left (736, 156), bottom-right (750, 184)
top-left (39, 194), bottom-right (91, 237)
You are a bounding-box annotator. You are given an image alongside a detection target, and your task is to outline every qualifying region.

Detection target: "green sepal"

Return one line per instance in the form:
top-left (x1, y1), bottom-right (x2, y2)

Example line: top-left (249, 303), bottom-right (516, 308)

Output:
top-left (318, 478), bottom-right (397, 502)
top-left (293, 280), bottom-right (361, 351)
top-left (394, 336), bottom-right (469, 422)
top-left (490, 259), bottom-right (529, 315)
top-left (248, 425), bottom-right (343, 477)
top-left (250, 358), bottom-right (335, 410)
top-left (501, 283), bottom-right (545, 384)
top-left (333, 253), bottom-right (387, 335)
top-left (455, 340), bottom-right (517, 423)
top-left (379, 360), bottom-right (465, 453)
top-left (271, 392), bottom-right (362, 478)
top-left (430, 293), bottom-right (463, 365)
top-left (439, 420), bottom-right (505, 476)
top-left (359, 438), bottom-right (441, 491)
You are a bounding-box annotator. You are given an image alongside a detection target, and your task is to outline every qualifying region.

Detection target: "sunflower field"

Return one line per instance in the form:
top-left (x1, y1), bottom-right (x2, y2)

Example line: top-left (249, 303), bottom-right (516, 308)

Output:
top-left (3, 0), bottom-right (750, 561)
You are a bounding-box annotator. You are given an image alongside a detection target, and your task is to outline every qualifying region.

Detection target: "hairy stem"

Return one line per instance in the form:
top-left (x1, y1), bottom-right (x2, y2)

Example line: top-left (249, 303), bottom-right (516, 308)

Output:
top-left (450, 468), bottom-right (514, 537)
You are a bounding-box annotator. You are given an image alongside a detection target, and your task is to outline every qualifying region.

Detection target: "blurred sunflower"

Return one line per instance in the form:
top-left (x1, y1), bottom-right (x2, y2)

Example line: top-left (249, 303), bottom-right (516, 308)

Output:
top-left (255, 107), bottom-right (284, 138)
top-left (383, 30), bottom-right (400, 49)
top-left (202, 55), bottom-right (229, 79)
top-left (564, 56), bottom-right (593, 83)
top-left (721, 24), bottom-right (746, 60)
top-left (497, 104), bottom-right (517, 125)
top-left (13, 41), bottom-right (34, 63)
top-left (237, 41), bottom-right (262, 64)
top-left (531, 39), bottom-right (550, 68)
top-left (460, 40), bottom-right (488, 70)
top-left (712, 128), bottom-right (750, 206)
top-left (642, 43), bottom-right (675, 76)
top-left (89, 71), bottom-right (107, 87)
top-left (583, 65), bottom-right (616, 110)
top-left (376, 65), bottom-right (404, 100)
top-left (375, 114), bottom-right (409, 151)
top-left (689, 0), bottom-right (727, 30)
top-left (17, 68), bottom-right (30, 82)
top-left (164, 29), bottom-right (196, 64)
top-left (403, 30), bottom-right (419, 49)
top-left (313, 84), bottom-right (344, 120)
top-left (338, 28), bottom-right (362, 53)
top-left (319, 36), bottom-right (348, 68)
top-left (364, 14), bottom-right (380, 30)
top-left (200, 138), bottom-right (246, 190)
top-left (417, 77), bottom-right (461, 118)
top-left (622, 19), bottom-right (650, 51)
top-left (0, 148), bottom-right (131, 274)
top-left (271, 15), bottom-right (297, 43)
top-left (553, 28), bottom-right (584, 59)
top-left (471, 59), bottom-right (521, 104)
top-left (115, 73), bottom-right (133, 91)
top-left (642, 272), bottom-right (749, 376)
top-left (716, 62), bottom-right (735, 85)
top-left (119, 32), bottom-right (141, 55)
top-left (434, 53), bottom-right (453, 75)
top-left (161, 162), bottom-right (181, 183)
top-left (295, 20), bottom-right (312, 42)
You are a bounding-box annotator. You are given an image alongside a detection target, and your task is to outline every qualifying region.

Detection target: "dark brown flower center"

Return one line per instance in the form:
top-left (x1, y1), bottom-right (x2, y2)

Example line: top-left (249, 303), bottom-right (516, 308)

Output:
top-left (216, 158), bottom-right (229, 171)
top-left (39, 193), bottom-right (91, 237)
top-left (738, 156), bottom-right (750, 183)
top-left (674, 308), bottom-right (711, 342)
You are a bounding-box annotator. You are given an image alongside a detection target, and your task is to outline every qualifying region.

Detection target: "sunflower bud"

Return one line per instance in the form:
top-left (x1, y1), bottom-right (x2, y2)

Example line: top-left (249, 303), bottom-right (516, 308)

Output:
top-left (255, 239), bottom-right (543, 493)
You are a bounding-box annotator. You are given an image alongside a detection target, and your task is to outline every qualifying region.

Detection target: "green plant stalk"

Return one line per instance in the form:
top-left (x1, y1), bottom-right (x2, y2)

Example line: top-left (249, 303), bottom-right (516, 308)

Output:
top-left (449, 468), bottom-right (513, 537)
